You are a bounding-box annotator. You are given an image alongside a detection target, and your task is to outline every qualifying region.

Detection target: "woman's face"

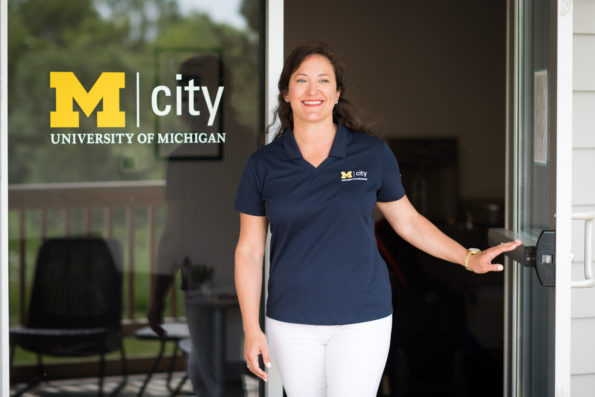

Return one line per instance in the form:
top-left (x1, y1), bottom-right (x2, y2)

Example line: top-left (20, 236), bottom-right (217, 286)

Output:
top-left (284, 54), bottom-right (341, 127)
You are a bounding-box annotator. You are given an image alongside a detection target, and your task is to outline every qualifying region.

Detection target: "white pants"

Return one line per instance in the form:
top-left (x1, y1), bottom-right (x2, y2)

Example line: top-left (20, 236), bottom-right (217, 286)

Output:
top-left (265, 314), bottom-right (392, 397)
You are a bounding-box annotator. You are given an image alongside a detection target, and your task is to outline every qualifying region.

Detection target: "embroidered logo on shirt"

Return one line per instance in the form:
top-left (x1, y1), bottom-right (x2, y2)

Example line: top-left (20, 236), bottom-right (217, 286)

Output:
top-left (340, 170), bottom-right (368, 181)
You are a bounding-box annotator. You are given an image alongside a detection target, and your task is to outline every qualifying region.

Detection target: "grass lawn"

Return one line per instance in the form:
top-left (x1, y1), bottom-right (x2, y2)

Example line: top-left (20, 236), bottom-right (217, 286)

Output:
top-left (11, 335), bottom-right (182, 366)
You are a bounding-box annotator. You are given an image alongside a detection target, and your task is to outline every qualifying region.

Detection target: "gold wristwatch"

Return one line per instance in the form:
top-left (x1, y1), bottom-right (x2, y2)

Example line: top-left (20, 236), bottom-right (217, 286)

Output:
top-left (465, 248), bottom-right (481, 271)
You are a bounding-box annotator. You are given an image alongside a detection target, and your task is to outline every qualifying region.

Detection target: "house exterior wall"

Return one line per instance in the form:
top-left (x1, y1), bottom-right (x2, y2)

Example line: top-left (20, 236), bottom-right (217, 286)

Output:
top-left (571, 1), bottom-right (595, 395)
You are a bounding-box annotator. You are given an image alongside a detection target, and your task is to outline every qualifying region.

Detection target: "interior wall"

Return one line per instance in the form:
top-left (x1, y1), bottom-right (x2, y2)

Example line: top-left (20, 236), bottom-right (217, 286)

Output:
top-left (284, 0), bottom-right (506, 201)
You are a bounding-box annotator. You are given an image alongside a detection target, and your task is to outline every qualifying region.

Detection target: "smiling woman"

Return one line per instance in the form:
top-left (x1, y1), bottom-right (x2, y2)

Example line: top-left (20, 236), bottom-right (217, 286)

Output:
top-left (233, 41), bottom-right (520, 397)
top-left (271, 42), bottom-right (374, 142)
top-left (283, 54), bottom-right (340, 128)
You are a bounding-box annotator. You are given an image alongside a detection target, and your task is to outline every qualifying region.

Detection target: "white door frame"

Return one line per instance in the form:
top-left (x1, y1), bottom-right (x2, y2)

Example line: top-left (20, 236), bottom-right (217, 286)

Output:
top-left (1, 0), bottom-right (10, 395)
top-left (265, 0), bottom-right (284, 396)
top-left (554, 0), bottom-right (572, 395)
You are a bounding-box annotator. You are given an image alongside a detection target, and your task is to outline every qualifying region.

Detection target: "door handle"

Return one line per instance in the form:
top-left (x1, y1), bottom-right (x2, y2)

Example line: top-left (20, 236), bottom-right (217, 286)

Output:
top-left (534, 230), bottom-right (555, 287)
top-left (488, 228), bottom-right (555, 287)
top-left (571, 212), bottom-right (595, 288)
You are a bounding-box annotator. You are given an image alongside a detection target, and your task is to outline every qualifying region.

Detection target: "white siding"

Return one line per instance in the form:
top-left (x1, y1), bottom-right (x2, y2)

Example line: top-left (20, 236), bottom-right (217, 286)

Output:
top-left (571, 373), bottom-right (595, 396)
top-left (573, 93), bottom-right (595, 147)
top-left (575, 0), bottom-right (595, 33)
top-left (572, 1), bottom-right (595, 395)
top-left (573, 36), bottom-right (595, 90)
top-left (572, 151), bottom-right (595, 205)
top-left (571, 318), bottom-right (595, 374)
top-left (572, 263), bottom-right (595, 318)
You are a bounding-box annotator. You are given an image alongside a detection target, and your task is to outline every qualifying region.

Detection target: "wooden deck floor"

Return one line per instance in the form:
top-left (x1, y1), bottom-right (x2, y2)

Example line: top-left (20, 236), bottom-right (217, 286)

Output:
top-left (10, 372), bottom-right (259, 396)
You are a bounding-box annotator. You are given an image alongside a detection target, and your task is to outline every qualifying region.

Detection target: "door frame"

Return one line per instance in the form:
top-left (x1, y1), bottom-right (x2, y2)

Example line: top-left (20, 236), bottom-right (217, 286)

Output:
top-left (503, 0), bottom-right (572, 396)
top-left (553, 0), bottom-right (572, 394)
top-left (1, 0), bottom-right (10, 394)
top-left (265, 0), bottom-right (284, 396)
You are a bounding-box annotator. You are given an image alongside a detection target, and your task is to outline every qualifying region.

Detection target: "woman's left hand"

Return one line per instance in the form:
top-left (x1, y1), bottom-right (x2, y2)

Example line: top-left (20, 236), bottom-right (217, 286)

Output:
top-left (467, 239), bottom-right (522, 273)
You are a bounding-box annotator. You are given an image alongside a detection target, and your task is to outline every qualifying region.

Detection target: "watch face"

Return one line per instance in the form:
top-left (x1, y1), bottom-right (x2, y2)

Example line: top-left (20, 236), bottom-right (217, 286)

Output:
top-left (469, 248), bottom-right (481, 253)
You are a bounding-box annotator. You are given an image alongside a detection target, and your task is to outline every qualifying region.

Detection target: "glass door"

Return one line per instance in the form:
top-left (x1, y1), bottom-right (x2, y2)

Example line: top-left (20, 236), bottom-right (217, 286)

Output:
top-left (516, 0), bottom-right (555, 395)
top-left (4, 0), bottom-right (266, 395)
top-left (494, 0), bottom-right (572, 396)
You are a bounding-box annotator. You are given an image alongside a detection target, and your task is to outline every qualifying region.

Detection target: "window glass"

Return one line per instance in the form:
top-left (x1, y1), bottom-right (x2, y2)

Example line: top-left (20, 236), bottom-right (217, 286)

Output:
top-left (8, 0), bottom-right (263, 395)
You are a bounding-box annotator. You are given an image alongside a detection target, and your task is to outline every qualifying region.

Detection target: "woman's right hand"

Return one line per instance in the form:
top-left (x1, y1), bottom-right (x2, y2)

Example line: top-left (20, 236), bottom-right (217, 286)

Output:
top-left (244, 329), bottom-right (272, 382)
top-left (236, 213), bottom-right (270, 381)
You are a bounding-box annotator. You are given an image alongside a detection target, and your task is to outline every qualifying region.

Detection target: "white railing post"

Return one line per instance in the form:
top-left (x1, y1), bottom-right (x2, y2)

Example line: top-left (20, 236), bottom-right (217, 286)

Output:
top-left (8, 181), bottom-right (166, 323)
top-left (83, 207), bottom-right (90, 236)
top-left (62, 208), bottom-right (69, 236)
top-left (126, 206), bottom-right (135, 320)
top-left (40, 209), bottom-right (46, 240)
top-left (18, 209), bottom-right (25, 324)
top-left (105, 207), bottom-right (113, 238)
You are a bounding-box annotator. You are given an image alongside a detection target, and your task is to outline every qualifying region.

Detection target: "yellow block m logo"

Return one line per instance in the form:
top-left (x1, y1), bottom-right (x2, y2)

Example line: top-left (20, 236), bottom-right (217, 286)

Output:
top-left (50, 72), bottom-right (125, 128)
top-left (341, 171), bottom-right (353, 179)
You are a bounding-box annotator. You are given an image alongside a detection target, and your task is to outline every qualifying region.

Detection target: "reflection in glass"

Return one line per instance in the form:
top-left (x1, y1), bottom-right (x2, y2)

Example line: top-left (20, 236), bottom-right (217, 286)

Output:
top-left (8, 0), bottom-right (263, 395)
top-left (148, 54), bottom-right (255, 396)
top-left (515, 0), bottom-right (553, 395)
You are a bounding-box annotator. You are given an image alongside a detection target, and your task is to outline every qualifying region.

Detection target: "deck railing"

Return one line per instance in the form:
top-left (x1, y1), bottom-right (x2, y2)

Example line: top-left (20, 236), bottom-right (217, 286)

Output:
top-left (8, 181), bottom-right (178, 325)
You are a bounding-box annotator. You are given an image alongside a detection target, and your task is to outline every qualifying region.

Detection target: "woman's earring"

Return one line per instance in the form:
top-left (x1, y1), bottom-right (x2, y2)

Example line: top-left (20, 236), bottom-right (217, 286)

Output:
top-left (284, 98), bottom-right (289, 103)
top-left (335, 99), bottom-right (339, 104)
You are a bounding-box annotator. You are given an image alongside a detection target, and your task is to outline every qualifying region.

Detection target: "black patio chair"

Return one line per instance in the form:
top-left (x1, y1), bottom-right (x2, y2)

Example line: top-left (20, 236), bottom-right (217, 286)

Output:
top-left (10, 237), bottom-right (128, 396)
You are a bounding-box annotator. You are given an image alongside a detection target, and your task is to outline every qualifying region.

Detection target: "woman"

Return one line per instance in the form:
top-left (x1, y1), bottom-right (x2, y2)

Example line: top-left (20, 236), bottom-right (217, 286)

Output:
top-left (234, 41), bottom-right (519, 397)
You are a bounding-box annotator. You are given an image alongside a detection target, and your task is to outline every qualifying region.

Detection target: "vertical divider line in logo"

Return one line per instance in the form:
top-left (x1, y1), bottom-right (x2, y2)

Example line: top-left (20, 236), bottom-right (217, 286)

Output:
top-left (136, 72), bottom-right (140, 128)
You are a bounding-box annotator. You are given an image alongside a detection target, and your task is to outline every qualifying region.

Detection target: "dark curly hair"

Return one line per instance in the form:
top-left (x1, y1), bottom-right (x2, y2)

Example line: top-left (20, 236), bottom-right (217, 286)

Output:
top-left (268, 41), bottom-right (375, 140)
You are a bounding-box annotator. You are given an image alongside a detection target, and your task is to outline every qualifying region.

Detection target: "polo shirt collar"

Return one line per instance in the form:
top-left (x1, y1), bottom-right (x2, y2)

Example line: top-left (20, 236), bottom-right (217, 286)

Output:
top-left (282, 122), bottom-right (350, 161)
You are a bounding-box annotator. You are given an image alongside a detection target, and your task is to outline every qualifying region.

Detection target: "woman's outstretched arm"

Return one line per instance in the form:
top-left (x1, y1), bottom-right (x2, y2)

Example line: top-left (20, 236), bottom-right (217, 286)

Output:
top-left (376, 195), bottom-right (521, 273)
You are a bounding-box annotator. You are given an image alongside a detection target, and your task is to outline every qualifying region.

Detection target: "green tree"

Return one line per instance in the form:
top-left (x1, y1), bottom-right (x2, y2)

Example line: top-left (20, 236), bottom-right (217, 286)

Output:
top-left (8, 0), bottom-right (261, 184)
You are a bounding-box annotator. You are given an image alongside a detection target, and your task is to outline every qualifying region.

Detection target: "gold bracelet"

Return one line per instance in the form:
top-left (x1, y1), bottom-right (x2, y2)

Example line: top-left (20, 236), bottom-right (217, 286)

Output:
top-left (465, 248), bottom-right (481, 271)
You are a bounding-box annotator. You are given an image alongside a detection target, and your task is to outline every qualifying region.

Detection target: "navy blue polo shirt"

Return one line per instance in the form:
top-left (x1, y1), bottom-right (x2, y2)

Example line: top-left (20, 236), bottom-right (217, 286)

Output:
top-left (234, 123), bottom-right (405, 325)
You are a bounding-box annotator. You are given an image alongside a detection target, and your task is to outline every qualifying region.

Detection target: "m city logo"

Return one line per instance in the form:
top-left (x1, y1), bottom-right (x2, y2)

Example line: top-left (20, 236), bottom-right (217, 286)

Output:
top-left (340, 170), bottom-right (368, 182)
top-left (49, 71), bottom-right (224, 129)
top-left (50, 72), bottom-right (125, 128)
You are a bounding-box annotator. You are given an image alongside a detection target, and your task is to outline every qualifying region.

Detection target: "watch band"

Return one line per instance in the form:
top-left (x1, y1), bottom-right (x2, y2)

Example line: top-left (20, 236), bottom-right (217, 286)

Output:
top-left (465, 248), bottom-right (481, 271)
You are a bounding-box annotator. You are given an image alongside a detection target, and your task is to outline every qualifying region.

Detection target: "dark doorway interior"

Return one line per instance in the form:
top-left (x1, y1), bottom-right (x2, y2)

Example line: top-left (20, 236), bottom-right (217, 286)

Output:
top-left (285, 1), bottom-right (507, 396)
